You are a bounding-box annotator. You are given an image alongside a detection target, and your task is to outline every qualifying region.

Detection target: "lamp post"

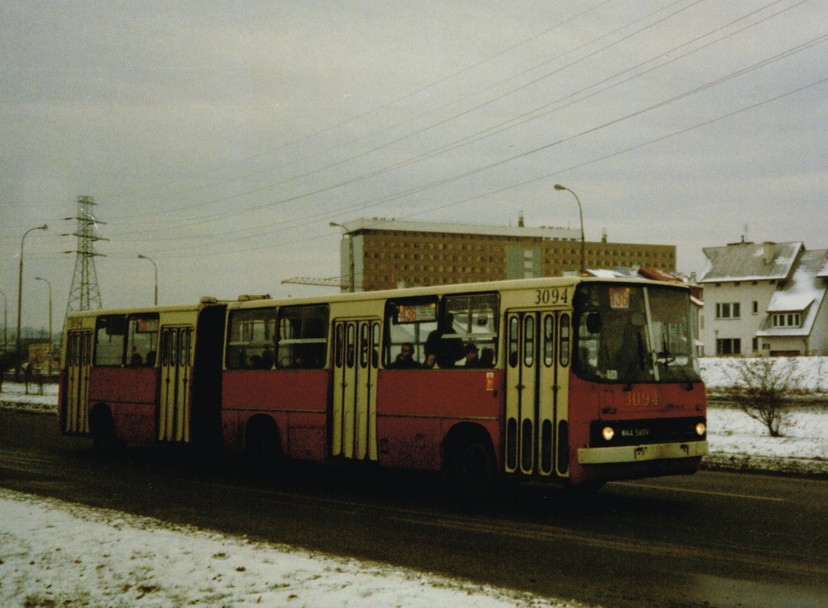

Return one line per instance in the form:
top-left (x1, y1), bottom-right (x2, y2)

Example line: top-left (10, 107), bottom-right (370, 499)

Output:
top-left (137, 255), bottom-right (158, 305)
top-left (553, 184), bottom-right (585, 275)
top-left (0, 290), bottom-right (7, 356)
top-left (329, 222), bottom-right (355, 293)
top-left (35, 277), bottom-right (52, 375)
top-left (16, 224), bottom-right (48, 377)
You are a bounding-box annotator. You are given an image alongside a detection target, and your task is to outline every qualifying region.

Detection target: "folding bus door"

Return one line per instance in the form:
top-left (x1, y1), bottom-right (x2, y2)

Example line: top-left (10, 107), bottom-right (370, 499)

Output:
top-left (331, 318), bottom-right (380, 461)
top-left (504, 309), bottom-right (570, 478)
top-left (63, 329), bottom-right (92, 434)
top-left (158, 325), bottom-right (194, 442)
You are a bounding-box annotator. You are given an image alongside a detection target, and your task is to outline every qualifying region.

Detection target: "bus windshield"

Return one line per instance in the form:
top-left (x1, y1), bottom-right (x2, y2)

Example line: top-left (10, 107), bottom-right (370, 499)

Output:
top-left (573, 283), bottom-right (700, 384)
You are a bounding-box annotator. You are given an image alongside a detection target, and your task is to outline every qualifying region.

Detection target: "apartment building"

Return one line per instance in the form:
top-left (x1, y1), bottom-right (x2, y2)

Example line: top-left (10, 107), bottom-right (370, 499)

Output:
top-left (335, 218), bottom-right (676, 291)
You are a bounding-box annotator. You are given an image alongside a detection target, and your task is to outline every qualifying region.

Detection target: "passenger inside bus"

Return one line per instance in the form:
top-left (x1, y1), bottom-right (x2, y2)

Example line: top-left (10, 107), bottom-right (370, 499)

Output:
top-left (479, 347), bottom-right (494, 368)
top-left (389, 342), bottom-right (419, 369)
top-left (463, 343), bottom-right (481, 367)
top-left (425, 313), bottom-right (465, 368)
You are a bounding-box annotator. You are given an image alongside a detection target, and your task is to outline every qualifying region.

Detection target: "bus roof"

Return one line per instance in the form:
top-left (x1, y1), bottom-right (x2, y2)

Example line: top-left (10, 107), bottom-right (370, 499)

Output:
top-left (64, 276), bottom-right (689, 318)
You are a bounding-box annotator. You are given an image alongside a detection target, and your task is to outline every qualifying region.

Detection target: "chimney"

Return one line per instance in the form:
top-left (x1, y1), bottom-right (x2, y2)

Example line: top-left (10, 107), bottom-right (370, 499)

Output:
top-left (518, 212), bottom-right (525, 228)
top-left (762, 242), bottom-right (777, 266)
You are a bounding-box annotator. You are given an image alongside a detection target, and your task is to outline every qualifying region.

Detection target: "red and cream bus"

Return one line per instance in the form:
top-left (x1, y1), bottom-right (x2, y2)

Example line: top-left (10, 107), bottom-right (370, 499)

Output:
top-left (59, 277), bottom-right (707, 490)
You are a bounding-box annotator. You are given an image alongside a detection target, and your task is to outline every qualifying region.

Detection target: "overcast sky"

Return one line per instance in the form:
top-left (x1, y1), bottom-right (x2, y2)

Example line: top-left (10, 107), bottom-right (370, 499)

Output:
top-left (2, 0), bottom-right (826, 329)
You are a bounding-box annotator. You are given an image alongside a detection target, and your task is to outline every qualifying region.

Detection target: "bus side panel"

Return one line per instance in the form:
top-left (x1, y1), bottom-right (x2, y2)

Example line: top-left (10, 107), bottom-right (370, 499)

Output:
top-left (376, 369), bottom-right (503, 471)
top-left (87, 367), bottom-right (159, 443)
top-left (221, 369), bottom-right (329, 461)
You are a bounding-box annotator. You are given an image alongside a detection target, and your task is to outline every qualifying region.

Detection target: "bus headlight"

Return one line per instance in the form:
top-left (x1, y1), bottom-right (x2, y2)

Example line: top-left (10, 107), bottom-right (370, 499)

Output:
top-left (695, 422), bottom-right (707, 437)
top-left (602, 426), bottom-right (615, 442)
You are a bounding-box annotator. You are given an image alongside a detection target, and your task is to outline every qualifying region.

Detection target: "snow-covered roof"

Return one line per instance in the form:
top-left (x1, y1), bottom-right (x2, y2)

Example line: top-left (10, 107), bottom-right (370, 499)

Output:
top-left (817, 251), bottom-right (828, 279)
top-left (757, 249), bottom-right (827, 338)
top-left (698, 241), bottom-right (802, 283)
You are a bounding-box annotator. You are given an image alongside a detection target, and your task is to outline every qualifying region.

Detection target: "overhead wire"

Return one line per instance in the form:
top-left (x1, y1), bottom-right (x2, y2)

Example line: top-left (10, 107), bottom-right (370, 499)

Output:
top-left (103, 0), bottom-right (617, 219)
top-left (113, 3), bottom-right (825, 257)
top-left (103, 0), bottom-right (714, 242)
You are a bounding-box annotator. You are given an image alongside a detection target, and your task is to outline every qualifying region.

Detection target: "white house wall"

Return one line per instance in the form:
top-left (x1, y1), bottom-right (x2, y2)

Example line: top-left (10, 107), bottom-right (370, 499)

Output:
top-left (702, 281), bottom-right (777, 356)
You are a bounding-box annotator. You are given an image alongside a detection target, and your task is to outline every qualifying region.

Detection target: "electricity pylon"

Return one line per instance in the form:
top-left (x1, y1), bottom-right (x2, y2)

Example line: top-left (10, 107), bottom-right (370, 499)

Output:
top-left (63, 195), bottom-right (107, 318)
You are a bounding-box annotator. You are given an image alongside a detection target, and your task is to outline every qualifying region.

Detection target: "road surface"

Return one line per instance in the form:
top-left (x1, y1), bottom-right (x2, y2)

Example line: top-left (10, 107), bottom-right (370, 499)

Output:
top-left (1, 409), bottom-right (826, 607)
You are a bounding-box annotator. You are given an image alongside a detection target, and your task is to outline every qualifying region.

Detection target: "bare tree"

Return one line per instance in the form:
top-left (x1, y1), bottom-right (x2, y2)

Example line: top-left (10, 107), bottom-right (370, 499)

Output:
top-left (726, 357), bottom-right (801, 437)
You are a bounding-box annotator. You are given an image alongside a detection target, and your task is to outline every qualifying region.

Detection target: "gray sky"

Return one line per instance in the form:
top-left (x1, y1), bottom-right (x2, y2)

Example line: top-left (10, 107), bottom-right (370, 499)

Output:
top-left (2, 0), bottom-right (827, 330)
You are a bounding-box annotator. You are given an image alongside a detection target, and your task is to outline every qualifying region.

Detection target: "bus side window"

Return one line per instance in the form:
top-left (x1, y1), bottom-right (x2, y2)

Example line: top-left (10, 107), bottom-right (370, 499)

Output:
top-left (277, 305), bottom-right (329, 369)
top-left (383, 297), bottom-right (438, 369)
top-left (226, 308), bottom-right (277, 370)
top-left (443, 292), bottom-right (499, 368)
top-left (126, 314), bottom-right (159, 367)
top-left (94, 315), bottom-right (127, 367)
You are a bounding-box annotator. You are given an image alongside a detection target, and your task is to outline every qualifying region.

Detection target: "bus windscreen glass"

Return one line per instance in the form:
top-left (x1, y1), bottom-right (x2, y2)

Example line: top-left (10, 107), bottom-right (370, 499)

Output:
top-left (573, 283), bottom-right (700, 384)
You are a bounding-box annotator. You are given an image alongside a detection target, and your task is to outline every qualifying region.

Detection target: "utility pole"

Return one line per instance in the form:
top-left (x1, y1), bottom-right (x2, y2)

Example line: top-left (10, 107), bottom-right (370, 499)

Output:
top-left (63, 195), bottom-right (107, 320)
top-left (35, 277), bottom-right (52, 375)
top-left (16, 224), bottom-right (48, 378)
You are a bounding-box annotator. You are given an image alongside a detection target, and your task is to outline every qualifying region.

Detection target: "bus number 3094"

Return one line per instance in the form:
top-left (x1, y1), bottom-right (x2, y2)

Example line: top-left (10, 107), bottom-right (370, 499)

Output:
top-left (534, 288), bottom-right (569, 305)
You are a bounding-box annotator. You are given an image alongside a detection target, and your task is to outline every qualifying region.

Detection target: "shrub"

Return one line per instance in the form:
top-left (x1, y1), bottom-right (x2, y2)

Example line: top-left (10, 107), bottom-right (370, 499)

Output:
top-left (725, 357), bottom-right (801, 437)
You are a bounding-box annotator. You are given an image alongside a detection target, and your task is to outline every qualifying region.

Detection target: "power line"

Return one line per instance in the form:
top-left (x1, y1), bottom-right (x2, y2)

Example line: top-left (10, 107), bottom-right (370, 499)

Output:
top-left (103, 0), bottom-right (812, 247)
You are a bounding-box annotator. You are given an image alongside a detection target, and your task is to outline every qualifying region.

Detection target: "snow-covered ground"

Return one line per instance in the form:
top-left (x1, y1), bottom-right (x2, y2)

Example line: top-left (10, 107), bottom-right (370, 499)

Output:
top-left (0, 488), bottom-right (572, 608)
top-left (1, 357), bottom-right (826, 607)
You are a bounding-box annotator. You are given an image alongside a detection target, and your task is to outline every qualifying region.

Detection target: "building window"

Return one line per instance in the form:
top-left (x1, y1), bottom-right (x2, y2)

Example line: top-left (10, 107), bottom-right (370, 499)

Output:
top-left (772, 312), bottom-right (802, 328)
top-left (715, 302), bottom-right (741, 319)
top-left (752, 301), bottom-right (758, 315)
top-left (716, 338), bottom-right (741, 355)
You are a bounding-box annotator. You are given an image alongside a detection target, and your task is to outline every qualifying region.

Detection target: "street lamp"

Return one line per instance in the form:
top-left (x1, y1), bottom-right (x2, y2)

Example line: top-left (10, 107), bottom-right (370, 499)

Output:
top-left (35, 277), bottom-right (52, 375)
top-left (553, 184), bottom-right (586, 275)
top-left (16, 224), bottom-right (48, 377)
top-left (329, 222), bottom-right (355, 293)
top-left (0, 290), bottom-right (7, 356)
top-left (137, 255), bottom-right (158, 305)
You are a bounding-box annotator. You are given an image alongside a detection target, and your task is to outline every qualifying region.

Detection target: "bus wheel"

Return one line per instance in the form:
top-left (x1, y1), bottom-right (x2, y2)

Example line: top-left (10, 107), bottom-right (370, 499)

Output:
top-left (245, 417), bottom-right (282, 469)
top-left (91, 407), bottom-right (122, 452)
top-left (446, 431), bottom-right (495, 497)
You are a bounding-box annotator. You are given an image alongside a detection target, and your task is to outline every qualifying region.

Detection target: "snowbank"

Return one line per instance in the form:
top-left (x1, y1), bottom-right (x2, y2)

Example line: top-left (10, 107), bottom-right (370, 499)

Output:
top-left (0, 488), bottom-right (576, 608)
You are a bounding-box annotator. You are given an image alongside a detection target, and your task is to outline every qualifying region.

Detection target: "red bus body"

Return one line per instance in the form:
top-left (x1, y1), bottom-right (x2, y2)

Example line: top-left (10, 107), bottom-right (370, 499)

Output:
top-left (59, 278), bottom-right (707, 489)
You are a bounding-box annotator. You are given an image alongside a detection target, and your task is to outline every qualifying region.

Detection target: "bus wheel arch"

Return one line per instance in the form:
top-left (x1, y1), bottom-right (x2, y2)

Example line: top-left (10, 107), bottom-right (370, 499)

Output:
top-left (443, 423), bottom-right (496, 496)
top-left (90, 403), bottom-right (122, 451)
top-left (244, 414), bottom-right (283, 462)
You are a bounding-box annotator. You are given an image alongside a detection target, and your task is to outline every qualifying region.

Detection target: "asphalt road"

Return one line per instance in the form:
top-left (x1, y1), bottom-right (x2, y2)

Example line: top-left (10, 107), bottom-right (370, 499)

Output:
top-left (1, 409), bottom-right (826, 608)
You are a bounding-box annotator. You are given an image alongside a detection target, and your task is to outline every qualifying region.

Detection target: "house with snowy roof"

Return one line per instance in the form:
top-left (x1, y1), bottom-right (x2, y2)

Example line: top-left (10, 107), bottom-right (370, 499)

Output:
top-left (698, 239), bottom-right (828, 356)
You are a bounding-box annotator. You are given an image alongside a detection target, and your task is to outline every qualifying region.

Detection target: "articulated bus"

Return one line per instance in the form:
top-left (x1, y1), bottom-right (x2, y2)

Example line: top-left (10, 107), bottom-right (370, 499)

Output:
top-left (59, 277), bottom-right (707, 490)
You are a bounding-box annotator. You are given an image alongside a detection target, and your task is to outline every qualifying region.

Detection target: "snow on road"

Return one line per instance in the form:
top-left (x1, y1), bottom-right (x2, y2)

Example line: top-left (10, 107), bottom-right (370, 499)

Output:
top-left (1, 358), bottom-right (827, 608)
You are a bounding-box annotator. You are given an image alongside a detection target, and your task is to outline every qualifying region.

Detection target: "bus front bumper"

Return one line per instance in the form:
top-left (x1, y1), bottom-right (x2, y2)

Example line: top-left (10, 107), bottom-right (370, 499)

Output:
top-left (578, 440), bottom-right (708, 465)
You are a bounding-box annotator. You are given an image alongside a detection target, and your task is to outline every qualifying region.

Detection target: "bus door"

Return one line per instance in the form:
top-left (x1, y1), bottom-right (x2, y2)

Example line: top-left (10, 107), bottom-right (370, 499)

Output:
top-left (505, 309), bottom-right (571, 478)
top-left (331, 318), bottom-right (380, 461)
top-left (158, 325), bottom-right (193, 442)
top-left (63, 329), bottom-right (93, 434)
